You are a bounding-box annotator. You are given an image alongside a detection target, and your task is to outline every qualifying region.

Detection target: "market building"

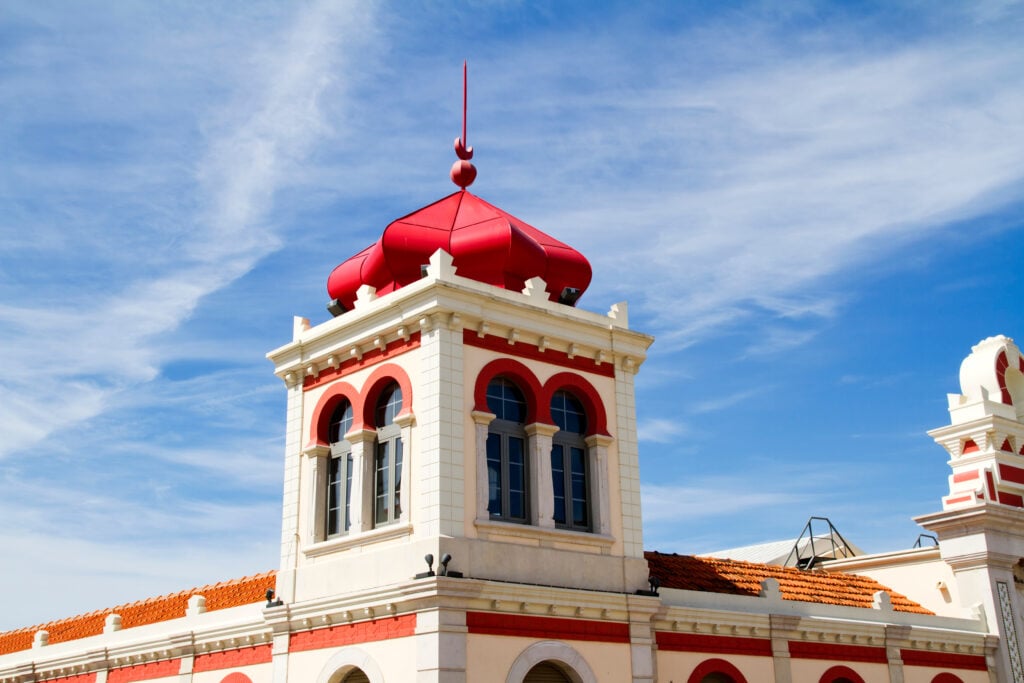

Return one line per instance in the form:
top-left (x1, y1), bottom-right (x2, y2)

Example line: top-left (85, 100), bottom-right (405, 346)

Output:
top-left (3, 93), bottom-right (1024, 683)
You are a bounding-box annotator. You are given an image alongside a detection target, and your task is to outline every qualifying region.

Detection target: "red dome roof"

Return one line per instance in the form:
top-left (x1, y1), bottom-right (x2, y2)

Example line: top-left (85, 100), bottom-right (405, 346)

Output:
top-left (327, 190), bottom-right (592, 311)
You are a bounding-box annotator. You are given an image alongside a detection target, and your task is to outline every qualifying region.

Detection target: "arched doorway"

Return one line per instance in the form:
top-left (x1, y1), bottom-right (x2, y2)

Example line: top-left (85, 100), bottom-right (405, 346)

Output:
top-left (524, 661), bottom-right (572, 682)
top-left (340, 670), bottom-right (370, 683)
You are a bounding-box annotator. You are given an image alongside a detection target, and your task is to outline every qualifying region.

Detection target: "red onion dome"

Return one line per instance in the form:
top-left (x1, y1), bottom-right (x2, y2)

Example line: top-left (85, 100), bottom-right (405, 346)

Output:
top-left (326, 190), bottom-right (591, 312)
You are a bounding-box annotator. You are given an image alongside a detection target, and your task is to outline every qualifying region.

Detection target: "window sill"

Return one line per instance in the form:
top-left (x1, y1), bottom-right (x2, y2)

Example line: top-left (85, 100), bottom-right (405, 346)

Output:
top-left (303, 522), bottom-right (413, 557)
top-left (473, 519), bottom-right (614, 551)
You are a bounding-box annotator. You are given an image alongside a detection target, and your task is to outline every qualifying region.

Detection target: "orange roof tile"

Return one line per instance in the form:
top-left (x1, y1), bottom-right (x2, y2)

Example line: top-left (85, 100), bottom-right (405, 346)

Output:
top-left (0, 571), bottom-right (276, 656)
top-left (645, 552), bottom-right (932, 615)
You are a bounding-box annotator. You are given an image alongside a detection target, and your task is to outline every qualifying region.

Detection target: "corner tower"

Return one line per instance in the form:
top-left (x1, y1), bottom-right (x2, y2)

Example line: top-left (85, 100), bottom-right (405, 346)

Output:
top-left (917, 335), bottom-right (1024, 682)
top-left (266, 124), bottom-right (654, 609)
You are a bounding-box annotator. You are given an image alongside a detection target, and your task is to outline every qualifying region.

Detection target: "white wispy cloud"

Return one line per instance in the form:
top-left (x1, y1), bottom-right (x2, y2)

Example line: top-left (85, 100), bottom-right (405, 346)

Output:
top-left (0, 1), bottom-right (377, 459)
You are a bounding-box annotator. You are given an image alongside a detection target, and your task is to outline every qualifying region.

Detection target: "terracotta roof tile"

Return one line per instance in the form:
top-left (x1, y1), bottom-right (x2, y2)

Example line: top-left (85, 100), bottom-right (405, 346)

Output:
top-left (0, 571), bottom-right (275, 656)
top-left (645, 552), bottom-right (932, 615)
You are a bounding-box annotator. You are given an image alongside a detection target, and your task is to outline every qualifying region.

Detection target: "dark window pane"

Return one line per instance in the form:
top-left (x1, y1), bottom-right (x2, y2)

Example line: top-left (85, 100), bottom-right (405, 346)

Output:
top-left (394, 438), bottom-right (403, 518)
top-left (376, 441), bottom-right (390, 523)
top-left (508, 436), bottom-right (525, 519)
top-left (486, 378), bottom-right (526, 423)
top-left (550, 391), bottom-right (586, 434)
top-left (375, 383), bottom-right (403, 426)
top-left (487, 433), bottom-right (502, 516)
top-left (329, 400), bottom-right (354, 443)
top-left (327, 456), bottom-right (342, 536)
top-left (551, 444), bottom-right (566, 525)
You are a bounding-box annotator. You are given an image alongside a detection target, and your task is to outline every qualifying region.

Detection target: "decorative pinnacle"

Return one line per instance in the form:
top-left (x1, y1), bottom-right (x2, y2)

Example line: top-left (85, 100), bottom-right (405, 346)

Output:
top-left (451, 60), bottom-right (477, 189)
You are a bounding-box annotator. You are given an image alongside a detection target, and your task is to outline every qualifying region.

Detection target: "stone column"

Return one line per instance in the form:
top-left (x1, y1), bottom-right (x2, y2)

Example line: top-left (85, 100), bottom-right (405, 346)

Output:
top-left (526, 422), bottom-right (559, 528)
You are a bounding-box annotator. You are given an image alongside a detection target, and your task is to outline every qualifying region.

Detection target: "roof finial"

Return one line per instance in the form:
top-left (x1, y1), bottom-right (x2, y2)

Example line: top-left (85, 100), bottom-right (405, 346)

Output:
top-left (451, 60), bottom-right (477, 189)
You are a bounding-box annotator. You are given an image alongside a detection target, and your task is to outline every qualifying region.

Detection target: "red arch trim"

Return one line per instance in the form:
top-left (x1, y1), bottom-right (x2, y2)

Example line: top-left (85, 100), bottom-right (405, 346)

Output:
top-left (997, 350), bottom-right (1012, 405)
top-left (541, 372), bottom-right (610, 437)
top-left (359, 363), bottom-right (414, 428)
top-left (819, 665), bottom-right (865, 683)
top-left (220, 675), bottom-right (253, 683)
top-left (687, 658), bottom-right (748, 683)
top-left (307, 381), bottom-right (361, 448)
top-left (473, 358), bottom-right (543, 425)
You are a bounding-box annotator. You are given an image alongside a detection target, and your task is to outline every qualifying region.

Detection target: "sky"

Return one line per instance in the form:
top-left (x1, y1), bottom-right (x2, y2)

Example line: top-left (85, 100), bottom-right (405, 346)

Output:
top-left (1, 0), bottom-right (1023, 630)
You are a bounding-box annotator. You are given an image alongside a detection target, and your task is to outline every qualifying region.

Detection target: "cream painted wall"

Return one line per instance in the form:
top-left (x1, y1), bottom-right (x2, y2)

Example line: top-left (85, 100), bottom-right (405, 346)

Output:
top-left (466, 634), bottom-right (632, 682)
top-left (285, 636), bottom-right (417, 682)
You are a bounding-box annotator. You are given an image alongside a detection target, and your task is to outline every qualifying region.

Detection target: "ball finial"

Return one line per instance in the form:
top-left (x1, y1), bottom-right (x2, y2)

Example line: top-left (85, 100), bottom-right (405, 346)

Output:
top-left (451, 61), bottom-right (476, 189)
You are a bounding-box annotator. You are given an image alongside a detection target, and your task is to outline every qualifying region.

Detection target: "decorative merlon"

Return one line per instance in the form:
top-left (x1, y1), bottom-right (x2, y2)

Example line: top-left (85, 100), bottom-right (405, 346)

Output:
top-left (104, 613), bottom-right (122, 633)
top-left (292, 316), bottom-right (310, 341)
top-left (426, 248), bottom-right (458, 280)
top-left (355, 284), bottom-right (377, 308)
top-left (32, 630), bottom-right (48, 648)
top-left (873, 591), bottom-right (892, 611)
top-left (608, 301), bottom-right (628, 326)
top-left (521, 276), bottom-right (549, 302)
top-left (186, 595), bottom-right (207, 616)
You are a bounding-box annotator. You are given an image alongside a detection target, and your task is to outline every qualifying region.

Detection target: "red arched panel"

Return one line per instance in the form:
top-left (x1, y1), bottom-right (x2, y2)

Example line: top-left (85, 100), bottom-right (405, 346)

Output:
top-left (359, 363), bottom-right (414, 428)
top-left (687, 658), bottom-right (748, 683)
top-left (220, 674), bottom-right (253, 683)
top-left (820, 665), bottom-right (865, 683)
top-left (473, 358), bottom-right (543, 424)
top-left (931, 675), bottom-right (965, 683)
top-left (307, 380), bottom-right (360, 447)
top-left (541, 372), bottom-right (610, 437)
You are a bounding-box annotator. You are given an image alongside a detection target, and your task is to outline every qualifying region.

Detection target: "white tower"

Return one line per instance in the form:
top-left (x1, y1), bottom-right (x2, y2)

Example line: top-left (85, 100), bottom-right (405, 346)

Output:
top-left (917, 335), bottom-right (1024, 682)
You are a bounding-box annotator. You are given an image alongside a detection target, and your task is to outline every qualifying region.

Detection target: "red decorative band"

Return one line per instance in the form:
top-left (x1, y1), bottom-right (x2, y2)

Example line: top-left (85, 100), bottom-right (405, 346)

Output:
top-left (953, 470), bottom-right (980, 483)
top-left (463, 330), bottom-right (615, 378)
top-left (39, 675), bottom-right (97, 683)
top-left (655, 632), bottom-right (772, 656)
top-left (466, 612), bottom-right (629, 643)
top-left (107, 660), bottom-right (181, 683)
top-left (999, 463), bottom-right (1024, 485)
top-left (900, 649), bottom-right (987, 671)
top-left (289, 614), bottom-right (417, 652)
top-left (787, 641), bottom-right (887, 663)
top-left (193, 644), bottom-right (273, 672)
top-left (303, 333), bottom-right (421, 391)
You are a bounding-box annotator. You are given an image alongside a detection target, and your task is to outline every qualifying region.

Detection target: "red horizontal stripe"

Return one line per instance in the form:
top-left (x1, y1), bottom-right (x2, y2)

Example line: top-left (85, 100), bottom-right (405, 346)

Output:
top-left (303, 333), bottom-right (421, 391)
top-left (193, 644), bottom-right (272, 672)
top-left (464, 330), bottom-right (615, 378)
top-left (107, 660), bottom-right (180, 683)
top-left (953, 470), bottom-right (980, 483)
top-left (290, 614), bottom-right (416, 652)
top-left (656, 632), bottom-right (772, 656)
top-left (40, 675), bottom-right (97, 683)
top-left (900, 649), bottom-right (987, 671)
top-left (1000, 463), bottom-right (1024, 485)
top-left (788, 641), bottom-right (887, 663)
top-left (466, 612), bottom-right (629, 643)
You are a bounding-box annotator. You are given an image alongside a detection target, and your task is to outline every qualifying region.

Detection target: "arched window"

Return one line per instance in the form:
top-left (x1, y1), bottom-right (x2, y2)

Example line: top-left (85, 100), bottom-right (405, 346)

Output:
top-left (486, 378), bottom-right (529, 523)
top-left (819, 666), bottom-right (865, 683)
top-left (341, 669), bottom-right (370, 683)
top-left (327, 400), bottom-right (355, 536)
top-left (687, 659), bottom-right (747, 683)
top-left (374, 383), bottom-right (403, 527)
top-left (550, 390), bottom-right (589, 531)
top-left (931, 675), bottom-right (965, 683)
top-left (523, 661), bottom-right (572, 682)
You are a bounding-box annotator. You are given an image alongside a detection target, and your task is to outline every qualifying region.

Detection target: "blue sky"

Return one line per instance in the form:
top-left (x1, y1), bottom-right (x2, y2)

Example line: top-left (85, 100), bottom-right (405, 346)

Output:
top-left (2, 1), bottom-right (1023, 629)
